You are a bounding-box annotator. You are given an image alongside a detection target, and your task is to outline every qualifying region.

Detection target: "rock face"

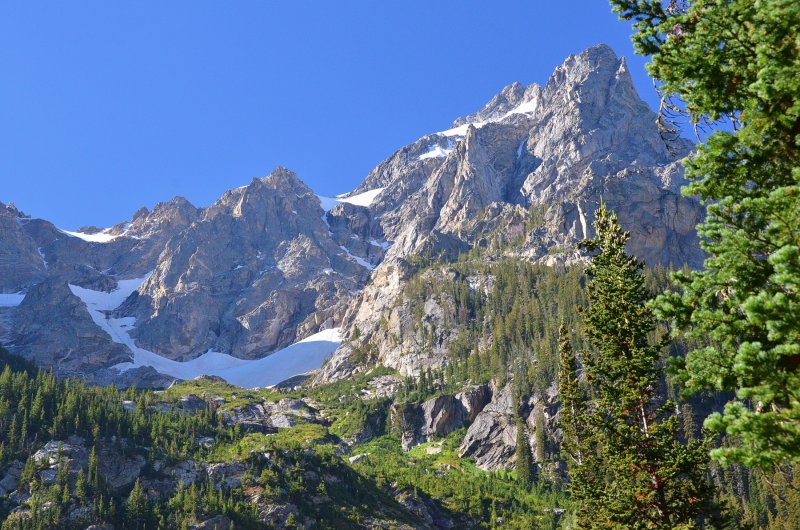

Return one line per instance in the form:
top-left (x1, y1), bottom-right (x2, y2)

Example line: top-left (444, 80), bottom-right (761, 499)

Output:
top-left (129, 168), bottom-right (368, 360)
top-left (97, 440), bottom-right (147, 493)
top-left (458, 388), bottom-right (519, 470)
top-left (0, 44), bottom-right (702, 388)
top-left (0, 169), bottom-right (376, 384)
top-left (393, 385), bottom-right (492, 451)
top-left (0, 460), bottom-right (24, 497)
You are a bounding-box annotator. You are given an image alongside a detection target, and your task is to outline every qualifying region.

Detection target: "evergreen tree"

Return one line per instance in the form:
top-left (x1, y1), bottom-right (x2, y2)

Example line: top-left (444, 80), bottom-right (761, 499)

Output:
top-left (558, 323), bottom-right (604, 524)
top-left (610, 0), bottom-right (800, 468)
top-left (75, 469), bottom-right (87, 505)
top-left (514, 415), bottom-right (534, 488)
top-left (566, 202), bottom-right (723, 528)
top-left (126, 479), bottom-right (149, 530)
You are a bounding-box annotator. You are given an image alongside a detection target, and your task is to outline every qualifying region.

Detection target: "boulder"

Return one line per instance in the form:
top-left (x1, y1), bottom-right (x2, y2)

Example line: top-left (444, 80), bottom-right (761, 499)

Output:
top-left (0, 460), bottom-right (23, 497)
top-left (348, 453), bottom-right (368, 464)
top-left (97, 441), bottom-right (146, 493)
top-left (207, 461), bottom-right (247, 489)
top-left (458, 387), bottom-right (518, 470)
top-left (191, 515), bottom-right (232, 530)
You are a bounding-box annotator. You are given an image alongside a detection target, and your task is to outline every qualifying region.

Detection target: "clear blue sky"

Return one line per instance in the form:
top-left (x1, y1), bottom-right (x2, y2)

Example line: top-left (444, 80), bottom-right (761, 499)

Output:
top-left (0, 1), bottom-right (654, 229)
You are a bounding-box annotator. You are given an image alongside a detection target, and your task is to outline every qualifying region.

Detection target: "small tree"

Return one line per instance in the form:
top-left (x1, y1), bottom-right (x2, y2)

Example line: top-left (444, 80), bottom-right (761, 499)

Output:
top-left (75, 469), bottom-right (87, 505)
top-left (515, 415), bottom-right (535, 488)
top-left (126, 479), bottom-right (149, 530)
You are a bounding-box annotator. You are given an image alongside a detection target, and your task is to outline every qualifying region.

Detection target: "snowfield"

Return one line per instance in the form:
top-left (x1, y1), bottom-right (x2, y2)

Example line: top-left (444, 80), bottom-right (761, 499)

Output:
top-left (317, 187), bottom-right (385, 211)
top-left (436, 96), bottom-right (539, 137)
top-left (419, 140), bottom-right (454, 160)
top-left (0, 292), bottom-right (25, 307)
top-left (69, 276), bottom-right (341, 388)
top-left (59, 228), bottom-right (119, 243)
top-left (339, 245), bottom-right (375, 270)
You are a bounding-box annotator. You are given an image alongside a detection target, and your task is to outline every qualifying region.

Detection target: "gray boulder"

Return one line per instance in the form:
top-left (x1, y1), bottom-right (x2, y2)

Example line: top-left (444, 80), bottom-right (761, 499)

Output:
top-left (0, 460), bottom-right (24, 497)
top-left (97, 441), bottom-right (146, 493)
top-left (458, 388), bottom-right (518, 470)
top-left (191, 515), bottom-right (233, 530)
top-left (393, 384), bottom-right (492, 450)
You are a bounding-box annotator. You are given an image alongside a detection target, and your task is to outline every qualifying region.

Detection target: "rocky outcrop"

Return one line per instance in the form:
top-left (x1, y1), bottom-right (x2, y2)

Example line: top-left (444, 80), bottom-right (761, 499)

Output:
top-left (458, 388), bottom-right (518, 470)
top-left (97, 440), bottom-right (147, 493)
top-left (393, 385), bottom-right (492, 451)
top-left (219, 396), bottom-right (320, 433)
top-left (206, 461), bottom-right (247, 489)
top-left (456, 385), bottom-right (493, 424)
top-left (190, 515), bottom-right (233, 530)
top-left (363, 374), bottom-right (404, 399)
top-left (0, 461), bottom-right (24, 497)
top-left (458, 385), bottom-right (559, 471)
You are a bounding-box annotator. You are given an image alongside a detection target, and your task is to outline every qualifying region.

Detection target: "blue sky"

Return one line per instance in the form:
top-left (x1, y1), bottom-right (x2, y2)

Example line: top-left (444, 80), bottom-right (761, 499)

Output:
top-left (1, 1), bottom-right (656, 229)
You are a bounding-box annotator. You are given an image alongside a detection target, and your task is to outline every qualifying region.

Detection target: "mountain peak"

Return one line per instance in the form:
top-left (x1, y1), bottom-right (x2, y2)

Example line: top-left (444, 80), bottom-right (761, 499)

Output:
top-left (545, 43), bottom-right (623, 92)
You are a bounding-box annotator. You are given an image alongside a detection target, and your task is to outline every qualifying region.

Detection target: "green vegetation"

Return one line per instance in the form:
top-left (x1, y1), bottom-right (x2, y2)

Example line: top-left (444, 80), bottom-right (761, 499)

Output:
top-left (352, 431), bottom-right (563, 529)
top-left (611, 0), bottom-right (800, 469)
top-left (561, 203), bottom-right (723, 528)
top-left (159, 376), bottom-right (284, 412)
top-left (400, 256), bottom-right (588, 399)
top-left (0, 344), bottom-right (572, 529)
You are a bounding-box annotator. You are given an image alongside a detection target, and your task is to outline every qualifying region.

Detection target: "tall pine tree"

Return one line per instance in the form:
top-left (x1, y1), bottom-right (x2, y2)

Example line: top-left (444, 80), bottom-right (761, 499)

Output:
top-left (562, 202), bottom-right (722, 529)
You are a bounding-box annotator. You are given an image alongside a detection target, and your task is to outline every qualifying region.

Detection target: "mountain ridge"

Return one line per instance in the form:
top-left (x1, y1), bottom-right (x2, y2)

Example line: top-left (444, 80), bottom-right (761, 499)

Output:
top-left (0, 44), bottom-right (703, 387)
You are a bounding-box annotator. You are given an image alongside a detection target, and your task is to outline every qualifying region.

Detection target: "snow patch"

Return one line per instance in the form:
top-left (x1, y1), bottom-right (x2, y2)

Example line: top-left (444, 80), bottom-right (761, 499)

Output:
top-left (338, 188), bottom-right (385, 208)
top-left (504, 97), bottom-right (538, 117)
top-left (436, 95), bottom-right (538, 138)
top-left (0, 293), bottom-right (25, 307)
top-left (317, 195), bottom-right (341, 212)
top-left (112, 329), bottom-right (341, 389)
top-left (340, 246), bottom-right (375, 270)
top-left (419, 141), bottom-right (454, 160)
top-left (317, 187), bottom-right (385, 214)
top-left (58, 228), bottom-right (119, 243)
top-left (69, 277), bottom-right (340, 388)
top-left (577, 203), bottom-right (589, 240)
top-left (438, 122), bottom-right (487, 137)
top-left (369, 239), bottom-right (391, 250)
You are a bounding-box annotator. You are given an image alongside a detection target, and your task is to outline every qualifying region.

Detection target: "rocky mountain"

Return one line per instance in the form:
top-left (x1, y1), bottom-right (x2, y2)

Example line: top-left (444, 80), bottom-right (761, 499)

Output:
top-left (0, 44), bottom-right (702, 389)
top-left (316, 44), bottom-right (703, 384)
